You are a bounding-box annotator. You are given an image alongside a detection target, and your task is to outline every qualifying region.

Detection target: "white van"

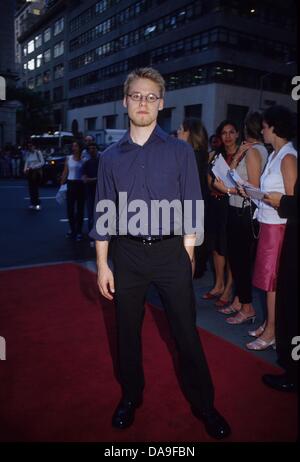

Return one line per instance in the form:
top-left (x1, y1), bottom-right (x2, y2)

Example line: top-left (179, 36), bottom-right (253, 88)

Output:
top-left (93, 129), bottom-right (126, 149)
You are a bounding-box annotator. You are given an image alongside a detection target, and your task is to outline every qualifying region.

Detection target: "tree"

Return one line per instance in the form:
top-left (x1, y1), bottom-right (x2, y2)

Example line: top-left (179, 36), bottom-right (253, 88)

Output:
top-left (6, 86), bottom-right (53, 142)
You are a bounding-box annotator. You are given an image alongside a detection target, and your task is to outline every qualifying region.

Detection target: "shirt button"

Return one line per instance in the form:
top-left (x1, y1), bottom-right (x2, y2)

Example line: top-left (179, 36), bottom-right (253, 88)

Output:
top-left (141, 165), bottom-right (145, 168)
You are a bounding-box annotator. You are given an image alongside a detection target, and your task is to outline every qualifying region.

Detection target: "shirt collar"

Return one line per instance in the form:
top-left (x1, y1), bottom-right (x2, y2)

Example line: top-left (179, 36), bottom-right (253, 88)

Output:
top-left (118, 124), bottom-right (168, 148)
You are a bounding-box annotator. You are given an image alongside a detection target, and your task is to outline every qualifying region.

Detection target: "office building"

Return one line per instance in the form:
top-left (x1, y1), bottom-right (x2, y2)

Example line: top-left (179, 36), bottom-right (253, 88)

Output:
top-left (0, 0), bottom-right (18, 147)
top-left (17, 0), bottom-right (297, 136)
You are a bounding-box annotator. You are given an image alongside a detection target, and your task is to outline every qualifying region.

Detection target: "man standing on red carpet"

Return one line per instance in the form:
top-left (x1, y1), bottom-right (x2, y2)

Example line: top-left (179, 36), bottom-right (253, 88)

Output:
top-left (90, 67), bottom-right (231, 440)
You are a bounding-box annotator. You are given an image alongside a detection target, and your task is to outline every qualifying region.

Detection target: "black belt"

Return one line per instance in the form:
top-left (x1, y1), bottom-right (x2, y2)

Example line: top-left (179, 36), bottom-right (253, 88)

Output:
top-left (122, 234), bottom-right (177, 245)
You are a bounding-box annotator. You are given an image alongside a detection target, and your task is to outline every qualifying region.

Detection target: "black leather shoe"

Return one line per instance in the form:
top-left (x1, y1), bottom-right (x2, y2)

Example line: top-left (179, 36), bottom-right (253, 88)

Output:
top-left (262, 373), bottom-right (296, 392)
top-left (112, 398), bottom-right (142, 429)
top-left (192, 407), bottom-right (231, 439)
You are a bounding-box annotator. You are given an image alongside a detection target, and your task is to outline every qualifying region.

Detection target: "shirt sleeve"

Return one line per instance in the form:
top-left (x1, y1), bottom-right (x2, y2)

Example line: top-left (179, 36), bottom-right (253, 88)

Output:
top-left (89, 154), bottom-right (117, 241)
top-left (179, 142), bottom-right (204, 244)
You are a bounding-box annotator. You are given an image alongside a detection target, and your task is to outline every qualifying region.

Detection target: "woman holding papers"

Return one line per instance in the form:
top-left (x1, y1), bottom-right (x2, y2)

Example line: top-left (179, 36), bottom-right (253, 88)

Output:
top-left (261, 184), bottom-right (298, 390)
top-left (205, 120), bottom-right (239, 307)
top-left (212, 113), bottom-right (268, 324)
top-left (245, 106), bottom-right (297, 351)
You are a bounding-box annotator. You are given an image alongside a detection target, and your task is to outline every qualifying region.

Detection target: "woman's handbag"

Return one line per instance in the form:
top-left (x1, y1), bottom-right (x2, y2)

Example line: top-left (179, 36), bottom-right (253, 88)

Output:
top-left (55, 184), bottom-right (67, 205)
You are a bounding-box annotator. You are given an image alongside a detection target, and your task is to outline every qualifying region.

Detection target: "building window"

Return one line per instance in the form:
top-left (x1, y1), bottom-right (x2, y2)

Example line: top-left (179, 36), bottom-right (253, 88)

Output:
top-left (95, 1), bottom-right (109, 14)
top-left (44, 27), bottom-right (51, 42)
top-left (28, 78), bottom-right (34, 89)
top-left (28, 39), bottom-right (34, 54)
top-left (226, 104), bottom-right (249, 132)
top-left (54, 41), bottom-right (64, 58)
top-left (35, 34), bottom-right (42, 49)
top-left (54, 63), bottom-right (64, 79)
top-left (85, 117), bottom-right (97, 131)
top-left (28, 58), bottom-right (35, 71)
top-left (43, 70), bottom-right (51, 84)
top-left (23, 62), bottom-right (27, 72)
top-left (184, 104), bottom-right (202, 118)
top-left (36, 54), bottom-right (43, 68)
top-left (44, 49), bottom-right (51, 63)
top-left (54, 17), bottom-right (64, 36)
top-left (103, 115), bottom-right (117, 129)
top-left (36, 74), bottom-right (43, 87)
top-left (23, 46), bottom-right (27, 57)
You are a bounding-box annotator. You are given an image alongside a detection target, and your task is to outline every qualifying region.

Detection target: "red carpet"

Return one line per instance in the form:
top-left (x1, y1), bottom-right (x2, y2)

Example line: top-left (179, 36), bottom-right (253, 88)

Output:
top-left (0, 263), bottom-right (297, 442)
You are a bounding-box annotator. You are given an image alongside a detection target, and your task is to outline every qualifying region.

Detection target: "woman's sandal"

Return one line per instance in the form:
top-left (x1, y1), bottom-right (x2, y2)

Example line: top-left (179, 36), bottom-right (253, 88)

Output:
top-left (248, 321), bottom-right (266, 337)
top-left (202, 290), bottom-right (223, 300)
top-left (226, 311), bottom-right (256, 325)
top-left (215, 298), bottom-right (230, 307)
top-left (218, 304), bottom-right (241, 314)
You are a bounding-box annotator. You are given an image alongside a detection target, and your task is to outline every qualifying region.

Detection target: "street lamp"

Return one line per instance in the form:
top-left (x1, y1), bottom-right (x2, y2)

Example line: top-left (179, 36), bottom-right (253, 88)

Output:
top-left (258, 61), bottom-right (295, 110)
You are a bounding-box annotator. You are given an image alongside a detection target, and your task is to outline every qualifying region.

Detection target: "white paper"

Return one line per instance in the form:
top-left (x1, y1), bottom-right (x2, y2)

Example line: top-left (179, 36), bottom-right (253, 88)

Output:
top-left (228, 169), bottom-right (265, 202)
top-left (211, 155), bottom-right (236, 188)
top-left (243, 185), bottom-right (265, 200)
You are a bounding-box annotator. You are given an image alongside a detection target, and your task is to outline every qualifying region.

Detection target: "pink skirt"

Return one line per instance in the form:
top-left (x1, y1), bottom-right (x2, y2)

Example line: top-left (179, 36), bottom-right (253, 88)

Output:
top-left (252, 223), bottom-right (286, 292)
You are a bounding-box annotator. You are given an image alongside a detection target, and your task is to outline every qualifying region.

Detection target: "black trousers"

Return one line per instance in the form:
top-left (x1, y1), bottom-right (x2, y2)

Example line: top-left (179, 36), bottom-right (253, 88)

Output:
top-left (112, 236), bottom-right (214, 412)
top-left (66, 180), bottom-right (85, 234)
top-left (275, 225), bottom-right (298, 381)
top-left (227, 205), bottom-right (257, 304)
top-left (27, 170), bottom-right (41, 206)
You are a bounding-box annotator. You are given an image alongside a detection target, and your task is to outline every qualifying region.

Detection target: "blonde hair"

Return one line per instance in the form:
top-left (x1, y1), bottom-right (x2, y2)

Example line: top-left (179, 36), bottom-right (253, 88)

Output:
top-left (124, 67), bottom-right (165, 98)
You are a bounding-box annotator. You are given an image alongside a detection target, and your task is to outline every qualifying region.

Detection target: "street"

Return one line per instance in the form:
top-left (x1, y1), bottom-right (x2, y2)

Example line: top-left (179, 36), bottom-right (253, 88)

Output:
top-left (0, 178), bottom-right (95, 268)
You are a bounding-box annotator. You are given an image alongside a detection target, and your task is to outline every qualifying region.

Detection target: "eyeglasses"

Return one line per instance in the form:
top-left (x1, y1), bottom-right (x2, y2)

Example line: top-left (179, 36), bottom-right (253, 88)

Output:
top-left (127, 92), bottom-right (161, 103)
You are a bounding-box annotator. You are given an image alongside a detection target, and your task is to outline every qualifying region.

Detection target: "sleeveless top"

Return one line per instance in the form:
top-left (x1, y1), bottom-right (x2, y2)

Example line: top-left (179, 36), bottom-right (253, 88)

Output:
top-left (67, 155), bottom-right (84, 180)
top-left (229, 143), bottom-right (268, 208)
top-left (255, 141), bottom-right (297, 224)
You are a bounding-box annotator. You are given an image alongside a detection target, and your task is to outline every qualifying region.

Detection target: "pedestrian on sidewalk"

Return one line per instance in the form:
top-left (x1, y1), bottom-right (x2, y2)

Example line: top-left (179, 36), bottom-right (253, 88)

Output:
top-left (24, 141), bottom-right (44, 210)
top-left (61, 140), bottom-right (85, 241)
top-left (82, 142), bottom-right (101, 247)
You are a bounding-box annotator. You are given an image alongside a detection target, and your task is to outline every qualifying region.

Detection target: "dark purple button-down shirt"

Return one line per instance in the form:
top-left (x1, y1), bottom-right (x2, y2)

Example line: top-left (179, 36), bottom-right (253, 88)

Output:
top-left (89, 124), bottom-right (202, 241)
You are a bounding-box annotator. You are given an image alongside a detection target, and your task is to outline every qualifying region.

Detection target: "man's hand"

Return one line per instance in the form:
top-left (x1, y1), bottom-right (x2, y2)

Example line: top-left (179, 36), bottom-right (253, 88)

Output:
top-left (97, 265), bottom-right (115, 300)
top-left (263, 191), bottom-right (283, 209)
top-left (184, 234), bottom-right (196, 277)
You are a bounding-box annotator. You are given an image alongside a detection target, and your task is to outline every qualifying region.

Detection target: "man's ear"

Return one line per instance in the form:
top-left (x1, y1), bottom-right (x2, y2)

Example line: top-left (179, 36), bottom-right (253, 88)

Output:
top-left (158, 98), bottom-right (164, 111)
top-left (123, 96), bottom-right (127, 108)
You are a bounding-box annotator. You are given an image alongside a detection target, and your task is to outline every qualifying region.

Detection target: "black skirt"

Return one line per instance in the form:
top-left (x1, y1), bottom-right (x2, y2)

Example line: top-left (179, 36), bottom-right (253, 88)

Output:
top-left (206, 194), bottom-right (229, 257)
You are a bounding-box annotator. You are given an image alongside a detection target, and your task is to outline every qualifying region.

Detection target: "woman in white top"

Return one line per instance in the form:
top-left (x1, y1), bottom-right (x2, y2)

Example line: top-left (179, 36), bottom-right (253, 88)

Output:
top-left (61, 141), bottom-right (85, 241)
top-left (24, 141), bottom-right (45, 210)
top-left (214, 112), bottom-right (268, 324)
top-left (246, 106), bottom-right (297, 351)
